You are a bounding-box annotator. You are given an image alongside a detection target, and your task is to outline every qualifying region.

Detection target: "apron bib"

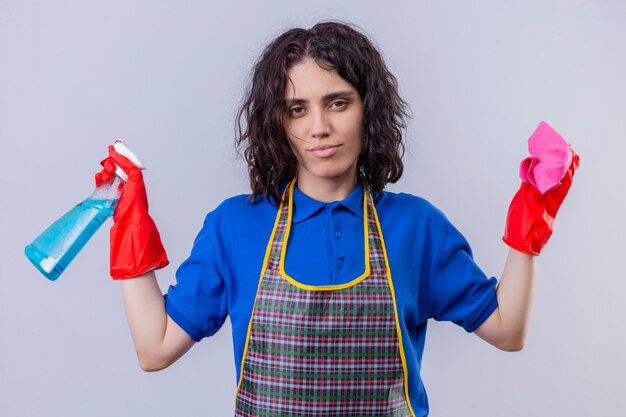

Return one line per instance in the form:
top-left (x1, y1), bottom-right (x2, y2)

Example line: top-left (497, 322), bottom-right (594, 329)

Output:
top-left (234, 179), bottom-right (416, 417)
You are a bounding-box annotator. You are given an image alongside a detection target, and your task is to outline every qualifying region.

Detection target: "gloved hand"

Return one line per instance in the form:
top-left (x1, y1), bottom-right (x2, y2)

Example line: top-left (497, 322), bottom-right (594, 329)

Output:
top-left (96, 145), bottom-right (169, 279)
top-left (502, 122), bottom-right (580, 255)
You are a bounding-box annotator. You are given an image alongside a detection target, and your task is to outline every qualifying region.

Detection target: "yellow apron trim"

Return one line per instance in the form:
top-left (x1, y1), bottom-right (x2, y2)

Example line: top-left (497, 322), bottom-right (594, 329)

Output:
top-left (368, 191), bottom-right (417, 417)
top-left (233, 185), bottom-right (288, 407)
top-left (278, 178), bottom-right (371, 291)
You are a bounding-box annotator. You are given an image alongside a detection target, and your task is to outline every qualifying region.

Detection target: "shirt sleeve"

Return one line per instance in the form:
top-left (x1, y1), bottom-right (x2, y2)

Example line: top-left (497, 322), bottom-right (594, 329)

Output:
top-left (164, 211), bottom-right (228, 342)
top-left (431, 219), bottom-right (498, 333)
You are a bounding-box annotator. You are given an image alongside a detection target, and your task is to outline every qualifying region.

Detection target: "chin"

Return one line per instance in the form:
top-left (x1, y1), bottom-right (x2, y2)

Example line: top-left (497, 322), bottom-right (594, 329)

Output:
top-left (313, 168), bottom-right (355, 182)
top-left (299, 159), bottom-right (358, 184)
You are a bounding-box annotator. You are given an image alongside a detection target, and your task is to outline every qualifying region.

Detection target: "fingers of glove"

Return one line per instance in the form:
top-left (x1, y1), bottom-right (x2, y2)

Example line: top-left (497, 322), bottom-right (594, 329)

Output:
top-left (95, 171), bottom-right (108, 187)
top-left (94, 158), bottom-right (117, 186)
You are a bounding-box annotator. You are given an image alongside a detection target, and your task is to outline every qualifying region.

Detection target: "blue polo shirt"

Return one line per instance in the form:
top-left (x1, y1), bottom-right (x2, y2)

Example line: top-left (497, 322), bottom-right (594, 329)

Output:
top-left (164, 182), bottom-right (498, 416)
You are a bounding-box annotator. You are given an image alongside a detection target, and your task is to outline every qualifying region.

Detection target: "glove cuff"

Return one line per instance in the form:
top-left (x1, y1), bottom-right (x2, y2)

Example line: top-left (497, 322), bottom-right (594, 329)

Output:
top-left (109, 216), bottom-right (169, 280)
top-left (110, 257), bottom-right (169, 280)
top-left (502, 236), bottom-right (541, 256)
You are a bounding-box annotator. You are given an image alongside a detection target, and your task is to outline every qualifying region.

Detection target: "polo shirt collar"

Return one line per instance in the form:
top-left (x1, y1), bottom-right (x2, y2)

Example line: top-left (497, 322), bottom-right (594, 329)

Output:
top-left (292, 181), bottom-right (364, 223)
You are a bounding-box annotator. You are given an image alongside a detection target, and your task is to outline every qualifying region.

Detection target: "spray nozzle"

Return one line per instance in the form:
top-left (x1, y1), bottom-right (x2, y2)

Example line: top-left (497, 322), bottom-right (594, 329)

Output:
top-left (113, 140), bottom-right (145, 182)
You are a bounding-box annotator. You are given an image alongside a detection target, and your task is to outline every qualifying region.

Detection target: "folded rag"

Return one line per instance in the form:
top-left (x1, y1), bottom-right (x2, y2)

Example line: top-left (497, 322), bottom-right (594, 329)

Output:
top-left (519, 121), bottom-right (573, 194)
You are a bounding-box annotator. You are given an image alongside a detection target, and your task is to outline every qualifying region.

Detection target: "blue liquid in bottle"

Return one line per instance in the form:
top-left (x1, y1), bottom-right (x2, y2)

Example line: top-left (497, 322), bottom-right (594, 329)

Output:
top-left (25, 177), bottom-right (122, 280)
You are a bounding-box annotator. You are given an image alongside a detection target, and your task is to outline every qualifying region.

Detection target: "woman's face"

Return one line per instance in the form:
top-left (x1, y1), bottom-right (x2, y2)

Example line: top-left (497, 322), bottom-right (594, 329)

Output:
top-left (283, 57), bottom-right (363, 192)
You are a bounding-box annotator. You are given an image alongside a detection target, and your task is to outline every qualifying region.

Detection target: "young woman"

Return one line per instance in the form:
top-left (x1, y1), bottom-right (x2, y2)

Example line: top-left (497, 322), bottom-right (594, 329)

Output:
top-left (96, 21), bottom-right (579, 417)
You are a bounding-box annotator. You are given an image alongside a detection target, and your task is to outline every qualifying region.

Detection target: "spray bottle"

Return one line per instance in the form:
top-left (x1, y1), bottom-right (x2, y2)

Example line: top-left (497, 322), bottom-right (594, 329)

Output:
top-left (24, 141), bottom-right (143, 280)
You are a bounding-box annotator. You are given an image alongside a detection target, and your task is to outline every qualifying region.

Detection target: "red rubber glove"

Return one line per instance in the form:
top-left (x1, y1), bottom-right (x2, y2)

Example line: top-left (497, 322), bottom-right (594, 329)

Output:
top-left (96, 145), bottom-right (169, 279)
top-left (503, 150), bottom-right (580, 255)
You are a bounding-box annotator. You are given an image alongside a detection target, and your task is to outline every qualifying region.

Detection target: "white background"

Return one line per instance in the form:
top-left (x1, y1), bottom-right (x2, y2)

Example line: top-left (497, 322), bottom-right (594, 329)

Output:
top-left (1, 1), bottom-right (625, 416)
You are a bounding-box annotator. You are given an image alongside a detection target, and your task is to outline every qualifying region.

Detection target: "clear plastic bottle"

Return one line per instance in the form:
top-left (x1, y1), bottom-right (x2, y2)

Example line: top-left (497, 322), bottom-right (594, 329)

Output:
top-left (24, 141), bottom-right (143, 281)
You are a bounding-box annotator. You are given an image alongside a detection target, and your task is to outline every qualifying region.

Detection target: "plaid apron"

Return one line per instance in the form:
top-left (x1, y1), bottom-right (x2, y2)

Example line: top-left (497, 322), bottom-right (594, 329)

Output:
top-left (234, 179), bottom-right (416, 417)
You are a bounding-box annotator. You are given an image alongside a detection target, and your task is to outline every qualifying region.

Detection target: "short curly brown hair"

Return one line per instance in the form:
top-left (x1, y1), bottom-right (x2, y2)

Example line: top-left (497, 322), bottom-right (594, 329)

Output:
top-left (236, 21), bottom-right (410, 203)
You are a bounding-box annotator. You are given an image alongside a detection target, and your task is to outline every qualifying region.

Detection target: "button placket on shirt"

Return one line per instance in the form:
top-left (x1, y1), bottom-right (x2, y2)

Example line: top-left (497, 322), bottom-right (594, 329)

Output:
top-left (329, 204), bottom-right (346, 278)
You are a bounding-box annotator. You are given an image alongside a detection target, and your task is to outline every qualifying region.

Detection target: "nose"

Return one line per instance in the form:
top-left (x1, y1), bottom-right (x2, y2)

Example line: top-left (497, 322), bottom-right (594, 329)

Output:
top-left (310, 108), bottom-right (331, 139)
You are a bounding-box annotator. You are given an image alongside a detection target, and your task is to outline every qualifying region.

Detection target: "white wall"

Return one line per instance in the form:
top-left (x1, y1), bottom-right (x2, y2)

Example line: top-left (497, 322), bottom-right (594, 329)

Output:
top-left (1, 1), bottom-right (624, 416)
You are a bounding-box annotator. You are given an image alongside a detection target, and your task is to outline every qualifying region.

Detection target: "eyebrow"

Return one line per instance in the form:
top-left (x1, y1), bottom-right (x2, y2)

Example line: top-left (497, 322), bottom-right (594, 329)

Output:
top-left (283, 90), bottom-right (356, 106)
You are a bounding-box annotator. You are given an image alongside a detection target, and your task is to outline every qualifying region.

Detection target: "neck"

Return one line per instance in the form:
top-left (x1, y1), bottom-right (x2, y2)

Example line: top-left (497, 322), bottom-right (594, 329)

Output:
top-left (295, 172), bottom-right (358, 202)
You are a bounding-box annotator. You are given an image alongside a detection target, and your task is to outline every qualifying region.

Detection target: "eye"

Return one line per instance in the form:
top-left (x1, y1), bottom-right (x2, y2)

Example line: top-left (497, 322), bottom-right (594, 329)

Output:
top-left (330, 100), bottom-right (347, 110)
top-left (288, 106), bottom-right (306, 117)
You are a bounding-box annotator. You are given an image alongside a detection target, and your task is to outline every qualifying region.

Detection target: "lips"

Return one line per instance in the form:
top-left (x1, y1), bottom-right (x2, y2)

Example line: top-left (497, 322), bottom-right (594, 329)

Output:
top-left (310, 144), bottom-right (340, 158)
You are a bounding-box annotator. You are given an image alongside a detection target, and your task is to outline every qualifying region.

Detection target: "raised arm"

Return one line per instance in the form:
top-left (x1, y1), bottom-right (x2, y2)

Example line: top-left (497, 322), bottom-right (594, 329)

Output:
top-left (474, 249), bottom-right (534, 351)
top-left (122, 272), bottom-right (194, 371)
top-left (97, 143), bottom-right (193, 371)
top-left (475, 122), bottom-right (579, 351)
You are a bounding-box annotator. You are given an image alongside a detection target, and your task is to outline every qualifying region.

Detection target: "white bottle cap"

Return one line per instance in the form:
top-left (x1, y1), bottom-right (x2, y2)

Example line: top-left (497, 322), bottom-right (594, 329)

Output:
top-left (113, 140), bottom-right (145, 182)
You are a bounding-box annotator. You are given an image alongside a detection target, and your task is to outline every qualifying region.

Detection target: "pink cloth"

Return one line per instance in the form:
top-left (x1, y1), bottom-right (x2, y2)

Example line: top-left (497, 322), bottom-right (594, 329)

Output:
top-left (519, 121), bottom-right (573, 195)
